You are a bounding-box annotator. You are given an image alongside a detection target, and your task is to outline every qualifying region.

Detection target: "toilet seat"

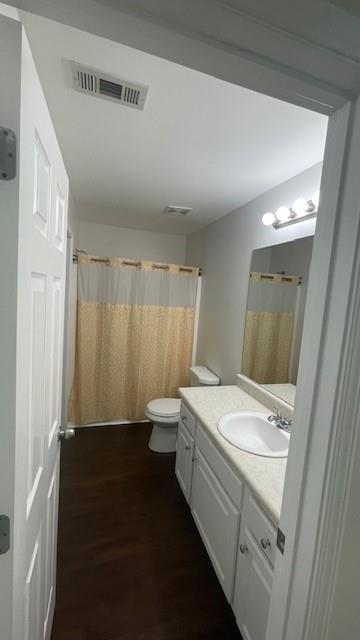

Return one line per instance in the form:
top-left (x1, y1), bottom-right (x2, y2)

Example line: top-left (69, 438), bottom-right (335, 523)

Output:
top-left (146, 398), bottom-right (181, 419)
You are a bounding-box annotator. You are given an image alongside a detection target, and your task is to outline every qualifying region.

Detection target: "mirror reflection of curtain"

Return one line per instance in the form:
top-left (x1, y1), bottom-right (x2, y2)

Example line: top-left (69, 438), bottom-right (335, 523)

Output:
top-left (242, 273), bottom-right (301, 384)
top-left (70, 256), bottom-right (199, 425)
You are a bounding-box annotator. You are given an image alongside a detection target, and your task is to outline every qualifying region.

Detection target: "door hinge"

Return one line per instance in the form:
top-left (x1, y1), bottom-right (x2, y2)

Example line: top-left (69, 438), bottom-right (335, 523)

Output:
top-left (0, 515), bottom-right (10, 555)
top-left (0, 127), bottom-right (17, 180)
top-left (277, 527), bottom-right (286, 555)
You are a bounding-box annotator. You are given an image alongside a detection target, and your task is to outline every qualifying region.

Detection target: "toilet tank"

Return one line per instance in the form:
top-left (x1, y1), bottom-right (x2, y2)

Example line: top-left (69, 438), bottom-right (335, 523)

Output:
top-left (190, 366), bottom-right (220, 387)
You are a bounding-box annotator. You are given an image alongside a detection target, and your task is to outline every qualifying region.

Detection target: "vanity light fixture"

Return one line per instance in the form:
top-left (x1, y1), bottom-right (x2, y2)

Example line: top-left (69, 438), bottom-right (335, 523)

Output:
top-left (261, 212), bottom-right (277, 226)
top-left (261, 191), bottom-right (320, 229)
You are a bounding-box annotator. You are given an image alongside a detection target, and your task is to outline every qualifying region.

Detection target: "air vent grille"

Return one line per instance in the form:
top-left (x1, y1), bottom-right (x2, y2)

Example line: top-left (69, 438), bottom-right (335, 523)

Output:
top-left (71, 62), bottom-right (148, 111)
top-left (164, 205), bottom-right (193, 216)
top-left (76, 69), bottom-right (98, 93)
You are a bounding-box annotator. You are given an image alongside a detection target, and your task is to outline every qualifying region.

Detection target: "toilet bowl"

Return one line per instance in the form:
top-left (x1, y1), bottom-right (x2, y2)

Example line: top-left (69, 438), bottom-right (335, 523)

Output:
top-left (146, 398), bottom-right (181, 453)
top-left (146, 366), bottom-right (220, 453)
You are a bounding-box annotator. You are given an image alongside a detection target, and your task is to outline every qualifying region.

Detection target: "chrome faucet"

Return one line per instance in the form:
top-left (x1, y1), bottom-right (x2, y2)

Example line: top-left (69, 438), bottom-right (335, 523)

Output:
top-left (267, 407), bottom-right (292, 433)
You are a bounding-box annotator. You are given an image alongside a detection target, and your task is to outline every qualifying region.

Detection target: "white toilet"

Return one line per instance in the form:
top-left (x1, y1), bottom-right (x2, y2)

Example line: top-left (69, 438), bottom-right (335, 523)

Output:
top-left (146, 365), bottom-right (220, 453)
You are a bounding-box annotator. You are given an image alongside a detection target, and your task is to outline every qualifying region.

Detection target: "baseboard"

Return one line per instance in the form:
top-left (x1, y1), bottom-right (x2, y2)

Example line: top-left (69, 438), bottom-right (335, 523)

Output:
top-left (67, 419), bottom-right (151, 428)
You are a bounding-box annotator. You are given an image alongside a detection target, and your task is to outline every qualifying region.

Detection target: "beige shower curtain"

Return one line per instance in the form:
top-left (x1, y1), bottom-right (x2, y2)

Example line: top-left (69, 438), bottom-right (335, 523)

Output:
top-left (242, 272), bottom-right (300, 384)
top-left (70, 256), bottom-right (199, 425)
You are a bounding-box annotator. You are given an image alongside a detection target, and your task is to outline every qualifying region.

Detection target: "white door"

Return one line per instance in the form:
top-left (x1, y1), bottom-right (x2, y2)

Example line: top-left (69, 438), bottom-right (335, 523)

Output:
top-left (191, 449), bottom-right (240, 601)
top-left (0, 14), bottom-right (69, 640)
top-left (233, 527), bottom-right (273, 640)
top-left (175, 421), bottom-right (194, 502)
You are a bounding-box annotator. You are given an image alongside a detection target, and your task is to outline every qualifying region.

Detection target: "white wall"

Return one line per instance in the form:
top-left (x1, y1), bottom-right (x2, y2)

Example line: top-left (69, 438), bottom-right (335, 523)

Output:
top-left (186, 163), bottom-right (322, 384)
top-left (78, 220), bottom-right (187, 264)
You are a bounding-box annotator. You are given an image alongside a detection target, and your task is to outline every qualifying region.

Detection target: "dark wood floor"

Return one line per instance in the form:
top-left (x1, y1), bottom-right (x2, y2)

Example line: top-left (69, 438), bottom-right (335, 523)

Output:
top-left (51, 423), bottom-right (242, 640)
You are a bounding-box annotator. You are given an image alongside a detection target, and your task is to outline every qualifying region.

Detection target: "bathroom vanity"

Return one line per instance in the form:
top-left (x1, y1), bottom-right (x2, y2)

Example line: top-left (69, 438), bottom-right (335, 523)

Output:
top-left (175, 384), bottom-right (289, 640)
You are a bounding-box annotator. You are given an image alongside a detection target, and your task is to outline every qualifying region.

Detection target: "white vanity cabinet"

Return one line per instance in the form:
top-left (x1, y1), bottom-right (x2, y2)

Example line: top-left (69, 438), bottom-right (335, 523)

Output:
top-left (233, 489), bottom-right (277, 640)
top-left (175, 399), bottom-right (278, 638)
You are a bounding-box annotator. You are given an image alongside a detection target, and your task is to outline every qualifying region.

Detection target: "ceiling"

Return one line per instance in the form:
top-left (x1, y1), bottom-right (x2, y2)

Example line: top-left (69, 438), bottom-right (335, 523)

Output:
top-left (22, 12), bottom-right (327, 235)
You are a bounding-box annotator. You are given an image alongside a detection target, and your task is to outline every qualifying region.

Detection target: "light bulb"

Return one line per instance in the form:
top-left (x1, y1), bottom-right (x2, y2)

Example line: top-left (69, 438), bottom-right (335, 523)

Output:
top-left (262, 212), bottom-right (276, 226)
top-left (292, 198), bottom-right (308, 216)
top-left (276, 206), bottom-right (291, 222)
top-left (312, 190), bottom-right (320, 209)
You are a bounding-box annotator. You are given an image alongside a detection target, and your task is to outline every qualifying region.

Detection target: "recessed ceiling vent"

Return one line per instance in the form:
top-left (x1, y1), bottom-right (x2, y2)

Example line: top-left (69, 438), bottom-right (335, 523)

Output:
top-left (70, 61), bottom-right (148, 110)
top-left (164, 205), bottom-right (193, 216)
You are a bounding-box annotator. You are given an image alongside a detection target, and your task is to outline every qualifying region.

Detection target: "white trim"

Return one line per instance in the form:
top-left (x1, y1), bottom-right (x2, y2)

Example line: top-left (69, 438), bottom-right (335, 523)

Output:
top-left (14, 0), bottom-right (348, 113)
top-left (308, 226), bottom-right (360, 637)
top-left (301, 96), bottom-right (360, 639)
top-left (267, 97), bottom-right (360, 640)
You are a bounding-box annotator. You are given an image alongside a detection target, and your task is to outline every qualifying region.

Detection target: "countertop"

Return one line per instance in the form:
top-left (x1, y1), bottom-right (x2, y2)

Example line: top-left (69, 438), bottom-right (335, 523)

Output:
top-left (178, 385), bottom-right (287, 524)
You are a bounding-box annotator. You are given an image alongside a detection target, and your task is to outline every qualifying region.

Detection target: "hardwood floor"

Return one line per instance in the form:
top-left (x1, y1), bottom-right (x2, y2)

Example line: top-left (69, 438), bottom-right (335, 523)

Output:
top-left (51, 423), bottom-right (242, 640)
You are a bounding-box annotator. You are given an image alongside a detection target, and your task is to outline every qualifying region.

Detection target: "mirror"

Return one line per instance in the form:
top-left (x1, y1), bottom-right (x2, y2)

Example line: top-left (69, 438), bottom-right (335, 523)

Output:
top-left (241, 236), bottom-right (313, 406)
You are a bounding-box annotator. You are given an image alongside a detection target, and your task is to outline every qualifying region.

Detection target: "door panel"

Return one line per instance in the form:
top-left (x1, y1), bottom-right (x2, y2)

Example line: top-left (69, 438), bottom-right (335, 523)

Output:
top-left (0, 19), bottom-right (70, 640)
top-left (27, 273), bottom-right (47, 516)
top-left (191, 449), bottom-right (240, 601)
top-left (54, 185), bottom-right (65, 252)
top-left (175, 421), bottom-right (194, 502)
top-left (16, 30), bottom-right (69, 640)
top-left (49, 277), bottom-right (63, 445)
top-left (233, 527), bottom-right (272, 640)
top-left (43, 455), bottom-right (60, 640)
top-left (25, 532), bottom-right (42, 640)
top-left (33, 132), bottom-right (51, 238)
top-left (0, 9), bottom-right (68, 640)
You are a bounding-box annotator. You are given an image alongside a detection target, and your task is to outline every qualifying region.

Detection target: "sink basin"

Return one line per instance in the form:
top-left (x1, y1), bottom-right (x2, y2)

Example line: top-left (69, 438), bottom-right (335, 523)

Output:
top-left (218, 411), bottom-right (290, 458)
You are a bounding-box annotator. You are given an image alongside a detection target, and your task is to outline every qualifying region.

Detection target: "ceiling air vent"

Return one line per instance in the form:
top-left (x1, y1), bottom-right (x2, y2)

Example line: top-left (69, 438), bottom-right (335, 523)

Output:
top-left (70, 61), bottom-right (148, 111)
top-left (164, 205), bottom-right (193, 216)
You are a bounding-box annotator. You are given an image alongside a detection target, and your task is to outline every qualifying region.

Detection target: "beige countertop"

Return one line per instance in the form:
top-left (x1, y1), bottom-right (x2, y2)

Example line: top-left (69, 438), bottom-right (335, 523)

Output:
top-left (178, 385), bottom-right (287, 524)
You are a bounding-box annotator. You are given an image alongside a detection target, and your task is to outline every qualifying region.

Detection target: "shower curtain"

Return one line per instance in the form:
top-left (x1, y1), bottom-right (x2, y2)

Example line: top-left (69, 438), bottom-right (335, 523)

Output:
top-left (70, 256), bottom-right (199, 425)
top-left (242, 272), bottom-right (301, 384)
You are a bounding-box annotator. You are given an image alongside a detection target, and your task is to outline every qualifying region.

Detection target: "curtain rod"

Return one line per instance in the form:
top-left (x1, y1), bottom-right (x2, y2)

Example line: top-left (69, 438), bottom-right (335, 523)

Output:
top-left (250, 271), bottom-right (302, 285)
top-left (73, 250), bottom-right (202, 276)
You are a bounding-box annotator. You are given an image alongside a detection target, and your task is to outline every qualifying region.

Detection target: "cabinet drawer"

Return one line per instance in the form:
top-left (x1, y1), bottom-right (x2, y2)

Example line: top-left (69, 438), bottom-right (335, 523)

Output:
top-left (179, 401), bottom-right (196, 437)
top-left (196, 424), bottom-right (244, 509)
top-left (244, 490), bottom-right (277, 567)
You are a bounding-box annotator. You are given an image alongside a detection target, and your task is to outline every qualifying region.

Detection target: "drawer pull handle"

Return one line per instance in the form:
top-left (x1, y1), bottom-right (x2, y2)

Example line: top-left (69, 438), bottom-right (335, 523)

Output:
top-left (185, 445), bottom-right (191, 451)
top-left (239, 544), bottom-right (248, 554)
top-left (192, 456), bottom-right (198, 463)
top-left (261, 538), bottom-right (271, 550)
top-left (182, 416), bottom-right (188, 423)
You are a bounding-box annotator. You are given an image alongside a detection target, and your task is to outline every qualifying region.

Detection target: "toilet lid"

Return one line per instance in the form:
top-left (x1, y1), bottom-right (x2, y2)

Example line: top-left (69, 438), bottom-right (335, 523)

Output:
top-left (147, 398), bottom-right (181, 418)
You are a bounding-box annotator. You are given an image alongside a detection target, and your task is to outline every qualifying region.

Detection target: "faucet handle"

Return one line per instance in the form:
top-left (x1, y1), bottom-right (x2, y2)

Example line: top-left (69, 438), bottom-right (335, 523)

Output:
top-left (273, 407), bottom-right (281, 419)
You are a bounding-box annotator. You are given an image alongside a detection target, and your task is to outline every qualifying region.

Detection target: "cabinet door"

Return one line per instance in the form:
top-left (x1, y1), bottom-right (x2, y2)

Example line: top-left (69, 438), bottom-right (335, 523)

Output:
top-left (175, 421), bottom-right (194, 502)
top-left (233, 526), bottom-right (273, 640)
top-left (191, 449), bottom-right (240, 601)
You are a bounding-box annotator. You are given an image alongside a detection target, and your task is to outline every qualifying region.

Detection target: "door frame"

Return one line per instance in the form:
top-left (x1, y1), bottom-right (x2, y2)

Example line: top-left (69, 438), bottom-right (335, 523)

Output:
top-left (61, 226), bottom-right (73, 427)
top-left (266, 97), bottom-right (360, 640)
